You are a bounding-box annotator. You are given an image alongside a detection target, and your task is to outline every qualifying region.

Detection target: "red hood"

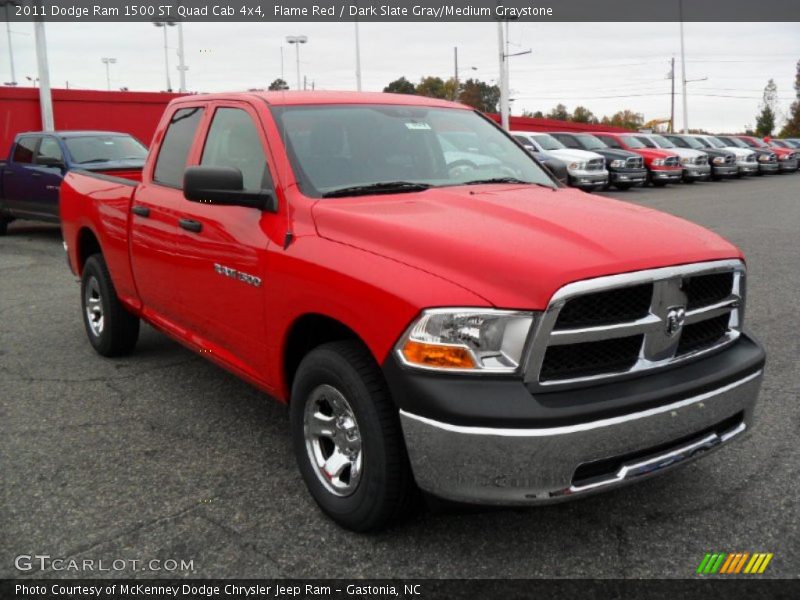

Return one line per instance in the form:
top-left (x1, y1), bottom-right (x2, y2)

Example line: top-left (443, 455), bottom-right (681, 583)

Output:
top-left (767, 145), bottom-right (795, 157)
top-left (312, 185), bottom-right (742, 309)
top-left (620, 145), bottom-right (678, 161)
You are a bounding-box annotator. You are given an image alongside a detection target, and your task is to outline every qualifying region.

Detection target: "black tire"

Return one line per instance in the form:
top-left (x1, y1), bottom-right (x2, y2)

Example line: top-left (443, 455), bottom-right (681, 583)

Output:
top-left (80, 253), bottom-right (140, 357)
top-left (613, 183), bottom-right (634, 191)
top-left (0, 218), bottom-right (10, 236)
top-left (290, 340), bottom-right (416, 532)
top-left (652, 180), bottom-right (668, 187)
top-left (683, 179), bottom-right (696, 184)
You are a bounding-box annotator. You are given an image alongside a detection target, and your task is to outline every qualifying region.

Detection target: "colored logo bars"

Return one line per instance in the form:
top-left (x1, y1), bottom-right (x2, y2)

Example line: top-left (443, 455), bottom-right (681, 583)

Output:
top-left (697, 552), bottom-right (773, 575)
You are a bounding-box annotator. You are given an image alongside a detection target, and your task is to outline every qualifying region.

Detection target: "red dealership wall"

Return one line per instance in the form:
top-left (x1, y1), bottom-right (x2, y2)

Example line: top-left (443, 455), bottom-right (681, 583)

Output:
top-left (0, 87), bottom-right (630, 152)
top-left (0, 87), bottom-right (185, 151)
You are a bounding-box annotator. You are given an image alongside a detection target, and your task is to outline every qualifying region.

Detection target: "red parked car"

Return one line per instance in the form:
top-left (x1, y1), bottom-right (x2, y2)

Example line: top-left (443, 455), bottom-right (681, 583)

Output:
top-left (737, 135), bottom-right (799, 172)
top-left (591, 132), bottom-right (683, 186)
top-left (59, 92), bottom-right (765, 531)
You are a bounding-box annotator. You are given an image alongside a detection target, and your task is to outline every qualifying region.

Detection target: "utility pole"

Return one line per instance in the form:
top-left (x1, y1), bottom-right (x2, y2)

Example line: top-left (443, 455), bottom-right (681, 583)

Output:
top-left (176, 22), bottom-right (188, 92)
top-left (153, 22), bottom-right (174, 92)
top-left (453, 46), bottom-right (458, 101)
top-left (497, 23), bottom-right (509, 130)
top-left (679, 0), bottom-right (689, 133)
top-left (286, 35), bottom-right (307, 91)
top-left (33, 19), bottom-right (53, 131)
top-left (354, 21), bottom-right (362, 91)
top-left (670, 56), bottom-right (675, 133)
top-left (3, 1), bottom-right (17, 85)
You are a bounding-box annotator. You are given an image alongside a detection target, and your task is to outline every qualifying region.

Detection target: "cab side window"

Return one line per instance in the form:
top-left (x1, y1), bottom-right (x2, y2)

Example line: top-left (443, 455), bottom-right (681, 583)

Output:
top-left (13, 137), bottom-right (38, 163)
top-left (154, 107), bottom-right (204, 187)
top-left (36, 137), bottom-right (64, 164)
top-left (557, 135), bottom-right (579, 149)
top-left (201, 108), bottom-right (272, 191)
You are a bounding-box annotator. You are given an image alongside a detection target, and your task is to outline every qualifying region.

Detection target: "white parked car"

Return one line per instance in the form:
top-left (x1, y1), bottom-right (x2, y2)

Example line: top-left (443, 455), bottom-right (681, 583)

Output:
top-left (633, 133), bottom-right (711, 183)
top-left (512, 131), bottom-right (608, 191)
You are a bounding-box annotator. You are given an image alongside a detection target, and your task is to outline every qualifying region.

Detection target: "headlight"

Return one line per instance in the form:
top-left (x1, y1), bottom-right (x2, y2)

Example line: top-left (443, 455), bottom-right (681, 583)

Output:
top-left (609, 159), bottom-right (626, 168)
top-left (680, 156), bottom-right (693, 165)
top-left (757, 154), bottom-right (769, 162)
top-left (652, 159), bottom-right (666, 166)
top-left (568, 162), bottom-right (587, 170)
top-left (396, 309), bottom-right (536, 373)
top-left (713, 156), bottom-right (726, 164)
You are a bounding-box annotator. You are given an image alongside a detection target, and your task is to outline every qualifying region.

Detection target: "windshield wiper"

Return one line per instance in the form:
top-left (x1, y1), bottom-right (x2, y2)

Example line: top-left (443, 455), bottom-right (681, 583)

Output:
top-left (322, 181), bottom-right (431, 198)
top-left (78, 158), bottom-right (112, 164)
top-left (462, 177), bottom-right (555, 189)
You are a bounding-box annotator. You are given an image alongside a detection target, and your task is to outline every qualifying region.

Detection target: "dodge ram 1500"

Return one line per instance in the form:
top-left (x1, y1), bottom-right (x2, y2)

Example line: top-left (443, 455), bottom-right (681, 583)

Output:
top-left (60, 92), bottom-right (766, 531)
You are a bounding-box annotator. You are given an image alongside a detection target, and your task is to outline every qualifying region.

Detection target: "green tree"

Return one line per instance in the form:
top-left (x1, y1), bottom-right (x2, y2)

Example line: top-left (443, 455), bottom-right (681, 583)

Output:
top-left (571, 105), bottom-right (598, 124)
top-left (521, 110), bottom-right (544, 118)
top-left (415, 76), bottom-right (452, 99)
top-left (268, 78), bottom-right (289, 91)
top-left (457, 78), bottom-right (500, 113)
top-left (755, 79), bottom-right (778, 137)
top-left (603, 109), bottom-right (645, 130)
top-left (383, 77), bottom-right (416, 95)
top-left (779, 59), bottom-right (800, 137)
top-left (546, 103), bottom-right (570, 121)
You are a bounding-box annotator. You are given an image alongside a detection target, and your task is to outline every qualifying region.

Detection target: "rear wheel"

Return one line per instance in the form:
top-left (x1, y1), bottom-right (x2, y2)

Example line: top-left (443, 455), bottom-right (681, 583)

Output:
top-left (81, 254), bottom-right (140, 357)
top-left (0, 217), bottom-right (11, 236)
top-left (290, 341), bottom-right (416, 531)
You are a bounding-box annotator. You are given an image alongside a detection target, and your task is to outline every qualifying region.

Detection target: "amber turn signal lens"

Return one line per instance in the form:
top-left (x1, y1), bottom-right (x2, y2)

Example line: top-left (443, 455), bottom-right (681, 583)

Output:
top-left (401, 340), bottom-right (476, 369)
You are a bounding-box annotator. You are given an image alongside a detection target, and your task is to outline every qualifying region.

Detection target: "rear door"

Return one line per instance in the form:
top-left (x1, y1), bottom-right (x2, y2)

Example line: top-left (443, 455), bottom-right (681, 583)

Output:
top-left (168, 102), bottom-right (275, 376)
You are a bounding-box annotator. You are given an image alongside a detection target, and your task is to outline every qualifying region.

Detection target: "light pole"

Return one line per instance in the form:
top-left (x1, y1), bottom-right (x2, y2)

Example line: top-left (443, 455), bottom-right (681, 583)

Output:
top-left (286, 35), bottom-right (307, 91)
top-left (176, 22), bottom-right (188, 92)
top-left (101, 57), bottom-right (116, 91)
top-left (153, 21), bottom-right (176, 92)
top-left (354, 22), bottom-right (362, 91)
top-left (1, 1), bottom-right (19, 85)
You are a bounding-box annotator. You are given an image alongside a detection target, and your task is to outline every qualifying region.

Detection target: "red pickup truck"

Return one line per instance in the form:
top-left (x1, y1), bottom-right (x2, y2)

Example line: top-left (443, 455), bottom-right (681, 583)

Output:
top-left (60, 92), bottom-right (765, 531)
top-left (591, 132), bottom-right (684, 186)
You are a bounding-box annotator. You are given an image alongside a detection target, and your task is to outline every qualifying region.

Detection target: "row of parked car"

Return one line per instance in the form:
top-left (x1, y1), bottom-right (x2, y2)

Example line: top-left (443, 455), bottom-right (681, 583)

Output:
top-left (511, 131), bottom-right (800, 191)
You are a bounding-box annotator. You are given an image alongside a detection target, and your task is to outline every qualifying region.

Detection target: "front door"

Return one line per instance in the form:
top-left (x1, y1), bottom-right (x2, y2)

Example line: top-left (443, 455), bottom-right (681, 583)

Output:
top-left (170, 103), bottom-right (276, 377)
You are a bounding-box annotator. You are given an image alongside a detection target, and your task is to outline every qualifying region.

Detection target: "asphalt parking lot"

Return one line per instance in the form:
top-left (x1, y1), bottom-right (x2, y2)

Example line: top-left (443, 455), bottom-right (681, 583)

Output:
top-left (1, 173), bottom-right (798, 579)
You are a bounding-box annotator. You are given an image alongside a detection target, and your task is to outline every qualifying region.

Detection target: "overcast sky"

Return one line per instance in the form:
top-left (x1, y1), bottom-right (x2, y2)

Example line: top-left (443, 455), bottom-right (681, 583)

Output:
top-left (3, 21), bottom-right (799, 132)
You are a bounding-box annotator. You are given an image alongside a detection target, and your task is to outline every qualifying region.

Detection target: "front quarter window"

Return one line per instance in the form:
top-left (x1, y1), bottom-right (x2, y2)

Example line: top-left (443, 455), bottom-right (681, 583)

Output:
top-left (270, 104), bottom-right (555, 198)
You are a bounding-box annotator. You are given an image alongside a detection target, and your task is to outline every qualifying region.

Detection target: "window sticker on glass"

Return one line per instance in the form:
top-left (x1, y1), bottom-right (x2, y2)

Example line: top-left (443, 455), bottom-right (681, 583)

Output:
top-left (405, 122), bottom-right (432, 130)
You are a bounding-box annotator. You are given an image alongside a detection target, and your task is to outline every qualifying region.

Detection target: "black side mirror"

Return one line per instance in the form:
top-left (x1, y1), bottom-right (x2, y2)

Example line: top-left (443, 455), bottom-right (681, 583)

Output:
top-left (37, 157), bottom-right (65, 169)
top-left (183, 166), bottom-right (277, 212)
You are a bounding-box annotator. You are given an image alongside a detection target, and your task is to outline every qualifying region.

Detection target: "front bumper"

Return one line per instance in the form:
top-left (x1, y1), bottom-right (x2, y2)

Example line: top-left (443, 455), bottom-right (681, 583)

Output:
top-left (568, 170), bottom-right (609, 189)
top-left (388, 335), bottom-right (765, 505)
top-left (682, 164), bottom-right (711, 180)
top-left (758, 162), bottom-right (779, 174)
top-left (609, 168), bottom-right (647, 185)
top-left (650, 168), bottom-right (683, 182)
top-left (778, 158), bottom-right (799, 172)
top-left (737, 163), bottom-right (758, 175)
top-left (711, 164), bottom-right (739, 177)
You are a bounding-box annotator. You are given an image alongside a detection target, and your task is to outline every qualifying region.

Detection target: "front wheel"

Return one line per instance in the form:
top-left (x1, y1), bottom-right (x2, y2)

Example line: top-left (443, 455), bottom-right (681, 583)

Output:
top-left (81, 254), bottom-right (140, 357)
top-left (613, 183), bottom-right (635, 191)
top-left (0, 217), bottom-right (11, 236)
top-left (290, 341), bottom-right (416, 531)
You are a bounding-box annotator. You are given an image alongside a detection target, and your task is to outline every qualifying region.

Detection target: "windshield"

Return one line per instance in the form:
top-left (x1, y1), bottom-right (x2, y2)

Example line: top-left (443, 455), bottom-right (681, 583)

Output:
top-left (679, 136), bottom-right (705, 149)
top-left (634, 136), bottom-right (657, 148)
top-left (718, 136), bottom-right (749, 148)
top-left (574, 134), bottom-right (607, 150)
top-left (620, 136), bottom-right (646, 149)
top-left (705, 136), bottom-right (728, 149)
top-left (745, 137), bottom-right (767, 148)
top-left (530, 134), bottom-right (566, 151)
top-left (651, 135), bottom-right (676, 148)
top-left (64, 135), bottom-right (147, 164)
top-left (694, 137), bottom-right (712, 148)
top-left (270, 104), bottom-right (555, 197)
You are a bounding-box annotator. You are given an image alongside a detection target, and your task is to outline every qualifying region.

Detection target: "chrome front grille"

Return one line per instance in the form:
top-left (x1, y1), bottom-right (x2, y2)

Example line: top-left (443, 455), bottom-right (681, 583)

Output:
top-left (725, 155), bottom-right (735, 164)
top-left (694, 155), bottom-right (708, 165)
top-left (586, 158), bottom-right (605, 171)
top-left (665, 156), bottom-right (680, 167)
top-left (524, 260), bottom-right (745, 390)
top-left (626, 156), bottom-right (644, 169)
top-left (745, 154), bottom-right (757, 163)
